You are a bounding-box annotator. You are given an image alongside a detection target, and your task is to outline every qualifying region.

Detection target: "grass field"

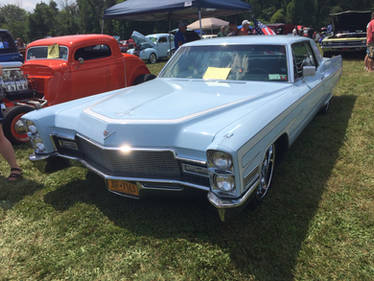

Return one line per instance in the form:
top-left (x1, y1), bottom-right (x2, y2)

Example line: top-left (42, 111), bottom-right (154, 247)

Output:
top-left (1, 57), bottom-right (373, 281)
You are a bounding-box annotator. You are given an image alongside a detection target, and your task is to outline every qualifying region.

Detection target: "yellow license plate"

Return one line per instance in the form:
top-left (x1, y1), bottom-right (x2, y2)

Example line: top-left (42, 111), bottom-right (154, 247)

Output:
top-left (107, 180), bottom-right (139, 196)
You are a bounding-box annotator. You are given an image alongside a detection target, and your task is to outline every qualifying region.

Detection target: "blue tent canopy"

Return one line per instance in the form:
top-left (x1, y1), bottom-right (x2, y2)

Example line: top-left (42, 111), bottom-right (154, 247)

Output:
top-left (104, 0), bottom-right (251, 21)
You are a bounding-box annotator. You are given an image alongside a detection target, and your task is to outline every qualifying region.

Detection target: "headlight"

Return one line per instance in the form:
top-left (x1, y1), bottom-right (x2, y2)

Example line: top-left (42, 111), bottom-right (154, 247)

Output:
top-left (28, 125), bottom-right (38, 134)
top-left (213, 174), bottom-right (235, 192)
top-left (207, 150), bottom-right (236, 194)
top-left (24, 120), bottom-right (46, 153)
top-left (207, 150), bottom-right (233, 171)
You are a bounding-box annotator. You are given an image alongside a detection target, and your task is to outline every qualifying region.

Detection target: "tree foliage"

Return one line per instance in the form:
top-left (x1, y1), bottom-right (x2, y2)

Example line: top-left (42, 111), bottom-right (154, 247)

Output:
top-left (0, 0), bottom-right (373, 43)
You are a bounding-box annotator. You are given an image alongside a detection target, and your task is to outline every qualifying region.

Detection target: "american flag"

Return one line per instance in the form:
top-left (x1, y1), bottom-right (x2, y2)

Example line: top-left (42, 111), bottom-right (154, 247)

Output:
top-left (253, 18), bottom-right (276, 35)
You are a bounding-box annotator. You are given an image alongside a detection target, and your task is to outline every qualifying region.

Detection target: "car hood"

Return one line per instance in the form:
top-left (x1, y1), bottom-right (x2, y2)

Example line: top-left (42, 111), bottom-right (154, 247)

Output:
top-left (131, 30), bottom-right (155, 47)
top-left (22, 60), bottom-right (67, 76)
top-left (50, 78), bottom-right (290, 150)
top-left (330, 10), bottom-right (371, 33)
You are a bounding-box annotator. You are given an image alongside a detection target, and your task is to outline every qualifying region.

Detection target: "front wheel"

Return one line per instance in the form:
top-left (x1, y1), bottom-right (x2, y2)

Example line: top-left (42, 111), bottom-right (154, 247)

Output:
top-left (3, 105), bottom-right (34, 144)
top-left (255, 143), bottom-right (276, 201)
top-left (148, 53), bottom-right (157, 64)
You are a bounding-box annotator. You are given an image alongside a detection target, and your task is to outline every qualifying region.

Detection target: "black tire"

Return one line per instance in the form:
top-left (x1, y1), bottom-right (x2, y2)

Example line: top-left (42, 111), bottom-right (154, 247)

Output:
top-left (149, 53), bottom-right (157, 64)
top-left (132, 73), bottom-right (157, 85)
top-left (3, 105), bottom-right (34, 144)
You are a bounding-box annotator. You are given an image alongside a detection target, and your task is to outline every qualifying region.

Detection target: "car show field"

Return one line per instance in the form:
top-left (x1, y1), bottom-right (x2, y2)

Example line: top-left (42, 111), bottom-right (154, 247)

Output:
top-left (0, 51), bottom-right (373, 280)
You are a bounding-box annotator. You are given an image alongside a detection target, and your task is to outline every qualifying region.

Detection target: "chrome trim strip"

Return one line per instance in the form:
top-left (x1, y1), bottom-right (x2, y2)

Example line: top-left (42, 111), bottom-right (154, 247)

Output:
top-left (243, 166), bottom-right (259, 189)
top-left (181, 163), bottom-right (209, 178)
top-left (29, 153), bottom-right (53, 161)
top-left (321, 45), bottom-right (365, 49)
top-left (208, 179), bottom-right (259, 208)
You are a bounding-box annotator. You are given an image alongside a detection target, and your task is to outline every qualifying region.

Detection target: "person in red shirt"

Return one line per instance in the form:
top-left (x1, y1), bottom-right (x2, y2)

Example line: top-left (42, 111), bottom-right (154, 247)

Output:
top-left (366, 12), bottom-right (374, 72)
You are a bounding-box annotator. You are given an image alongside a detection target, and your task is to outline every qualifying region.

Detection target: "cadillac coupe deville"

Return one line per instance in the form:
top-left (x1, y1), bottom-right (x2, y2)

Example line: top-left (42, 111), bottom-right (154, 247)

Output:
top-left (22, 36), bottom-right (342, 221)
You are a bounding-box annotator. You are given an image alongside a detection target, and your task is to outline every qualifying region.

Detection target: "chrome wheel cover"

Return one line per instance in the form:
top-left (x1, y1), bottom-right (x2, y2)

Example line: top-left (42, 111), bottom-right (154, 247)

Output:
top-left (149, 53), bottom-right (157, 64)
top-left (256, 144), bottom-right (275, 200)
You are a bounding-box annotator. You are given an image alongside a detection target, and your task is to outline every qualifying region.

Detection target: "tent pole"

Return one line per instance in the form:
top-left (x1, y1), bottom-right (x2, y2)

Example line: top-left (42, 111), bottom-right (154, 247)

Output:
top-left (168, 12), bottom-right (172, 57)
top-left (198, 7), bottom-right (202, 37)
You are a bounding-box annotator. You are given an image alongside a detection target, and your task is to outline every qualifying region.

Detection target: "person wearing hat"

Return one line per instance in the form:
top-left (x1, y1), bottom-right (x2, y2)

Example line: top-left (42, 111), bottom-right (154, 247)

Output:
top-left (238, 20), bottom-right (251, 35)
top-left (174, 21), bottom-right (187, 50)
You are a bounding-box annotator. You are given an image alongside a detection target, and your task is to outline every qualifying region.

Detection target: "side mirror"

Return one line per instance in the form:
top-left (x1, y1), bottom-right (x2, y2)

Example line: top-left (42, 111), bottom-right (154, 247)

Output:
top-left (303, 65), bottom-right (316, 76)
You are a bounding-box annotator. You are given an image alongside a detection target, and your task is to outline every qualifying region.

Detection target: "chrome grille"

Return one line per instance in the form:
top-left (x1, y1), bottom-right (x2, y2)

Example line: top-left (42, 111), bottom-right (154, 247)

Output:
top-left (76, 136), bottom-right (181, 179)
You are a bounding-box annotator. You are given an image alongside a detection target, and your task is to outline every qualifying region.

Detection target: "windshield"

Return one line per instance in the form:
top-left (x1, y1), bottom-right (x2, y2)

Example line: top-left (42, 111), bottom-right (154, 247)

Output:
top-left (26, 45), bottom-right (69, 61)
top-left (160, 44), bottom-right (288, 82)
top-left (146, 36), bottom-right (157, 43)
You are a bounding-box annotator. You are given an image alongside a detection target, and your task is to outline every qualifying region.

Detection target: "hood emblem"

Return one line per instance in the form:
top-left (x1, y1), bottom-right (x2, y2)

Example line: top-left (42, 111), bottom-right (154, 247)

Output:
top-left (103, 130), bottom-right (116, 139)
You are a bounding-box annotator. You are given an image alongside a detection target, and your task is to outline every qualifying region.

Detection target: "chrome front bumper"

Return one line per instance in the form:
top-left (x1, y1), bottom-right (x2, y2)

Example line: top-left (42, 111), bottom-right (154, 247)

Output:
top-left (30, 152), bottom-right (258, 221)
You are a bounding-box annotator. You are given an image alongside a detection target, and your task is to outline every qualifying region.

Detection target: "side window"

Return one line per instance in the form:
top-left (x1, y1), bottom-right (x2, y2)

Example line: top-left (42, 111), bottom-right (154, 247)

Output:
top-left (74, 44), bottom-right (111, 61)
top-left (292, 42), bottom-right (317, 79)
top-left (158, 37), bottom-right (167, 43)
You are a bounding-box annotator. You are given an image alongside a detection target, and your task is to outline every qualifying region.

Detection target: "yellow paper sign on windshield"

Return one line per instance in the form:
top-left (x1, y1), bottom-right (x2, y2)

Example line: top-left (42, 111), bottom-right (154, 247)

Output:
top-left (203, 67), bottom-right (231, 80)
top-left (47, 44), bottom-right (59, 59)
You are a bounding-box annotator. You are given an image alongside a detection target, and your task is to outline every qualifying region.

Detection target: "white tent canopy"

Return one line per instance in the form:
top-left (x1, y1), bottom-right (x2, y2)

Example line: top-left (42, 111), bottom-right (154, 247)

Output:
top-left (187, 17), bottom-right (229, 30)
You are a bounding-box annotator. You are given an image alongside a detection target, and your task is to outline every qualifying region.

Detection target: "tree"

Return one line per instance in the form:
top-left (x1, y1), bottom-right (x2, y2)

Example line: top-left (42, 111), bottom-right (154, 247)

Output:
top-left (0, 5), bottom-right (28, 41)
top-left (28, 1), bottom-right (59, 41)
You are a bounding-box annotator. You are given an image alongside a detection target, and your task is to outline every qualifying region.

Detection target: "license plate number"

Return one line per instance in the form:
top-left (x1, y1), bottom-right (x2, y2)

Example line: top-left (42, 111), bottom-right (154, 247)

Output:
top-left (107, 180), bottom-right (139, 196)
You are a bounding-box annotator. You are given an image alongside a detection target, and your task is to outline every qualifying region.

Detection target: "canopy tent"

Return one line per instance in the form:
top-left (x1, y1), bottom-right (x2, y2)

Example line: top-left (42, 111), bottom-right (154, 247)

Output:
top-left (187, 17), bottom-right (229, 31)
top-left (103, 0), bottom-right (251, 21)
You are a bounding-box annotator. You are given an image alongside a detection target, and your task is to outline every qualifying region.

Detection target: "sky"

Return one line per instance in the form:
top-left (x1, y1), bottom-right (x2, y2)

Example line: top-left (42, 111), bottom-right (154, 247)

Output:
top-left (1, 0), bottom-right (72, 12)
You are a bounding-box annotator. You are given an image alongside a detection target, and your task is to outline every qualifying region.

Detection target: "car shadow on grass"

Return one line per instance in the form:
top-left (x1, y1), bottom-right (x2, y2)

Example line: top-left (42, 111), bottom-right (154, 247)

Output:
top-left (0, 177), bottom-right (43, 210)
top-left (44, 95), bottom-right (356, 281)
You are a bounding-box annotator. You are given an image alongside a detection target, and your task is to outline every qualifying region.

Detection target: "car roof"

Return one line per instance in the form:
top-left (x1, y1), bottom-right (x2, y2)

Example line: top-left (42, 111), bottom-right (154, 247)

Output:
top-left (146, 33), bottom-right (171, 37)
top-left (27, 34), bottom-right (117, 48)
top-left (183, 35), bottom-right (311, 47)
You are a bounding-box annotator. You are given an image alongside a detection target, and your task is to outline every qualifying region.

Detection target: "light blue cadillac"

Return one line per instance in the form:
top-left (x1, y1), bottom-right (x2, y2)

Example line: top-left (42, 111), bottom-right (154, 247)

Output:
top-left (22, 36), bottom-right (342, 221)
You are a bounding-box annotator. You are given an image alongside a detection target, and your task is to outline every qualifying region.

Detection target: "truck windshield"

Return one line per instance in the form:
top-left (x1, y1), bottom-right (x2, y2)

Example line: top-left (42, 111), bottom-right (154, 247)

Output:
top-left (26, 45), bottom-right (69, 61)
top-left (160, 44), bottom-right (288, 82)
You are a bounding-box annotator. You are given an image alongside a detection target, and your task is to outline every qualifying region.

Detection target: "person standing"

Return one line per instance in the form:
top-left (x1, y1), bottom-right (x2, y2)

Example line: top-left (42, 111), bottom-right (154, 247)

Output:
top-left (0, 65), bottom-right (22, 181)
top-left (365, 12), bottom-right (374, 72)
top-left (174, 22), bottom-right (187, 50)
top-left (238, 20), bottom-right (250, 35)
top-left (227, 22), bottom-right (239, 36)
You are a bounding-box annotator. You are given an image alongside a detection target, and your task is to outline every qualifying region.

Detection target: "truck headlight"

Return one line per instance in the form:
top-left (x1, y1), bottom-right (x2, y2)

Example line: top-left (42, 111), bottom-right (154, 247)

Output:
top-left (207, 150), bottom-right (233, 171)
top-left (213, 174), bottom-right (235, 192)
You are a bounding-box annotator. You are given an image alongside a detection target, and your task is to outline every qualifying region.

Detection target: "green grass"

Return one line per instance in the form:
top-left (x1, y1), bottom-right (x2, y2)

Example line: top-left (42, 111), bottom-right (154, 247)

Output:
top-left (1, 57), bottom-right (374, 281)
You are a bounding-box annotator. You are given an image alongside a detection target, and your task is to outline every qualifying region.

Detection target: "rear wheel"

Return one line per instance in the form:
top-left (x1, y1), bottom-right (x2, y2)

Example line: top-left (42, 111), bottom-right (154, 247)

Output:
top-left (149, 53), bottom-right (157, 64)
top-left (3, 105), bottom-right (34, 144)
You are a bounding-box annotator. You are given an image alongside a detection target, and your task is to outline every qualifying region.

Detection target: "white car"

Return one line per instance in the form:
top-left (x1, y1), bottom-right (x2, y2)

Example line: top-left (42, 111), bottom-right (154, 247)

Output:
top-left (127, 31), bottom-right (174, 63)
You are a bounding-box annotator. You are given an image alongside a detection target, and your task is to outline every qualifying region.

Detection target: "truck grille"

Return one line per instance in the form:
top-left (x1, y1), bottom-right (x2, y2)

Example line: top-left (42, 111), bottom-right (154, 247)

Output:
top-left (76, 136), bottom-right (181, 179)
